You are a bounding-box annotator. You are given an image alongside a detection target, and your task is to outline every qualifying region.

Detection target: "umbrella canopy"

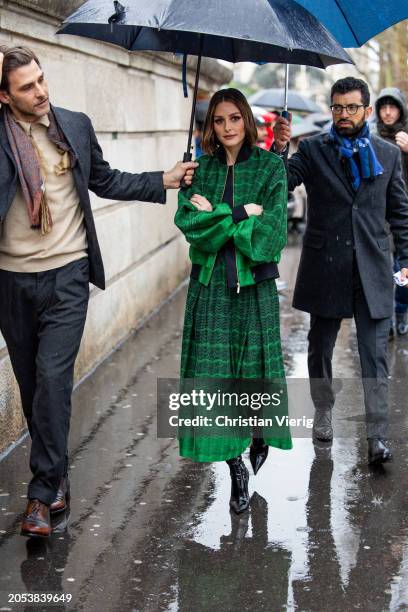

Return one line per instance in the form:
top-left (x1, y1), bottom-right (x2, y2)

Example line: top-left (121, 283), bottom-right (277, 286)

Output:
top-left (58, 0), bottom-right (351, 68)
top-left (293, 0), bottom-right (408, 47)
top-left (249, 89), bottom-right (322, 113)
top-left (58, 0), bottom-right (351, 161)
top-left (291, 112), bottom-right (331, 138)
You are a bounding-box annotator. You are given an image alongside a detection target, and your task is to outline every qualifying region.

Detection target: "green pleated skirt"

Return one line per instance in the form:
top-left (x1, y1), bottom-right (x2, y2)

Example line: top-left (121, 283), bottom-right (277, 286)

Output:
top-left (178, 256), bottom-right (292, 462)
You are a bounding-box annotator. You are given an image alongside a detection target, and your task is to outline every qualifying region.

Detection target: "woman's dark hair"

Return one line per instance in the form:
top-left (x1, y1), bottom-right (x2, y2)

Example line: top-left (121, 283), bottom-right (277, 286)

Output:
top-left (330, 77), bottom-right (370, 106)
top-left (201, 88), bottom-right (257, 155)
top-left (0, 45), bottom-right (41, 92)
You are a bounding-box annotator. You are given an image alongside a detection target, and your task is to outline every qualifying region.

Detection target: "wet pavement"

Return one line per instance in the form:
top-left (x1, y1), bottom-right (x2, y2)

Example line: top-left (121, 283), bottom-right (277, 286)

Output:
top-left (1, 237), bottom-right (408, 611)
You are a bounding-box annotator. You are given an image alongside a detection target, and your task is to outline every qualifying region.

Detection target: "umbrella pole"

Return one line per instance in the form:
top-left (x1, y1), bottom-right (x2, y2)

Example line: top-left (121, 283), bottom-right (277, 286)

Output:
top-left (282, 63), bottom-right (289, 119)
top-left (183, 34), bottom-right (203, 163)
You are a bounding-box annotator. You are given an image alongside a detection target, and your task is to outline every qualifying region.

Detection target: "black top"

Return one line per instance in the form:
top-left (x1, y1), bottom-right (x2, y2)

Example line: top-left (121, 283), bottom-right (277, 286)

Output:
top-left (220, 166), bottom-right (240, 288)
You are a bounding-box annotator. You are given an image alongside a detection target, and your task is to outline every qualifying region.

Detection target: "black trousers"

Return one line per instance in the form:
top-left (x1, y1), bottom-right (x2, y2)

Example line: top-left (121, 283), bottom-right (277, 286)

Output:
top-left (307, 262), bottom-right (390, 439)
top-left (0, 258), bottom-right (89, 504)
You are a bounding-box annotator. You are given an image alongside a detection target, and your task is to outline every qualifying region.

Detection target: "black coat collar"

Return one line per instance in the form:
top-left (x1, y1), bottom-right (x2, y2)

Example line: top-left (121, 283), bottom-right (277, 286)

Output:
top-left (214, 141), bottom-right (253, 165)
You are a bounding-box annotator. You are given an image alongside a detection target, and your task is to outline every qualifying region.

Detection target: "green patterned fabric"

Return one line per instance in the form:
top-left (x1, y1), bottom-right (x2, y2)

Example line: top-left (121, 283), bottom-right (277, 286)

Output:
top-left (178, 259), bottom-right (292, 462)
top-left (176, 145), bottom-right (292, 462)
top-left (175, 146), bottom-right (288, 287)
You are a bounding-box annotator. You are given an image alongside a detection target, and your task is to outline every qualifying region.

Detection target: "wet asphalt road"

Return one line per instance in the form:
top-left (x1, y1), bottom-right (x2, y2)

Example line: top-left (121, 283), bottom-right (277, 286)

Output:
top-left (1, 237), bottom-right (408, 612)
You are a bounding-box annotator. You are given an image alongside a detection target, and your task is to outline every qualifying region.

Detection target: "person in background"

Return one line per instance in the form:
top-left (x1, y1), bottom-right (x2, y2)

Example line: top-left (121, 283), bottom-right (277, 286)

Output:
top-left (374, 88), bottom-right (408, 336)
top-left (194, 120), bottom-right (204, 158)
top-left (255, 113), bottom-right (269, 148)
top-left (194, 99), bottom-right (211, 159)
top-left (263, 110), bottom-right (278, 150)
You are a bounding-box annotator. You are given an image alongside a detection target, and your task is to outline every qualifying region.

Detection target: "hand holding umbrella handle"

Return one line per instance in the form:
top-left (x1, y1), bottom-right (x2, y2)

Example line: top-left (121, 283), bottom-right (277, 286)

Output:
top-left (180, 151), bottom-right (193, 189)
top-left (273, 115), bottom-right (292, 153)
top-left (163, 160), bottom-right (198, 190)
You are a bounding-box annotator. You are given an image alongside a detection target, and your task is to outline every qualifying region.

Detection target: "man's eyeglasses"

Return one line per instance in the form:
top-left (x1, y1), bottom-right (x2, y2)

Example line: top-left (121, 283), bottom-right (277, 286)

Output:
top-left (330, 104), bottom-right (366, 116)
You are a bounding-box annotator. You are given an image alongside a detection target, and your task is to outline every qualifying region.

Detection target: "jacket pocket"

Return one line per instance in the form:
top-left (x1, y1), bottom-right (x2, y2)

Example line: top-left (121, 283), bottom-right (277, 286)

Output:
top-left (303, 229), bottom-right (326, 249)
top-left (377, 236), bottom-right (390, 250)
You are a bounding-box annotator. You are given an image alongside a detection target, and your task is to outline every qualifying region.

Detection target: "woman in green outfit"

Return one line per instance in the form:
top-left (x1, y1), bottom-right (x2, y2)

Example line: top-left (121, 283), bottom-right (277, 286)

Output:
top-left (175, 88), bottom-right (292, 514)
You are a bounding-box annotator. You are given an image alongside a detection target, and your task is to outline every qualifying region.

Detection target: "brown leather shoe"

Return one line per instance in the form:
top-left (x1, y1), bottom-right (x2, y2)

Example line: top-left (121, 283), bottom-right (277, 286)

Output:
top-left (21, 499), bottom-right (51, 538)
top-left (50, 478), bottom-right (70, 515)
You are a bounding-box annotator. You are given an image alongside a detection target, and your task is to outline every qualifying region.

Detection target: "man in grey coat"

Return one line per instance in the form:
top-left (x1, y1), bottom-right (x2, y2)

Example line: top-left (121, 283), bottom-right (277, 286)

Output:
top-left (274, 77), bottom-right (408, 464)
top-left (374, 87), bottom-right (408, 186)
top-left (0, 45), bottom-right (197, 537)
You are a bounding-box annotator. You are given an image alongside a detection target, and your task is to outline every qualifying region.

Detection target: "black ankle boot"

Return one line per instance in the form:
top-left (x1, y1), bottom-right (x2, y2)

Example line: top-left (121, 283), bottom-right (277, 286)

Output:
top-left (249, 437), bottom-right (269, 475)
top-left (368, 438), bottom-right (393, 465)
top-left (313, 409), bottom-right (333, 442)
top-left (226, 456), bottom-right (249, 514)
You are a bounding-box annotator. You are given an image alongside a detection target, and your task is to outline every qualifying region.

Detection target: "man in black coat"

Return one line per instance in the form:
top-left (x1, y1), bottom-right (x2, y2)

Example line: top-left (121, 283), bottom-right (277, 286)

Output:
top-left (0, 45), bottom-right (197, 537)
top-left (274, 77), bottom-right (408, 464)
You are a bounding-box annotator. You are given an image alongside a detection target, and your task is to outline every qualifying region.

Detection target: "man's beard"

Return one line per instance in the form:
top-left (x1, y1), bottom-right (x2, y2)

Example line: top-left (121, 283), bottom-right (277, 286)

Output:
top-left (335, 118), bottom-right (366, 138)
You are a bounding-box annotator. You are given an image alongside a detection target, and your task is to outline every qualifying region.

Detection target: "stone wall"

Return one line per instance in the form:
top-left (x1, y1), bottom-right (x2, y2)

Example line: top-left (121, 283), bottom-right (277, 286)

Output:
top-left (0, 0), bottom-right (232, 453)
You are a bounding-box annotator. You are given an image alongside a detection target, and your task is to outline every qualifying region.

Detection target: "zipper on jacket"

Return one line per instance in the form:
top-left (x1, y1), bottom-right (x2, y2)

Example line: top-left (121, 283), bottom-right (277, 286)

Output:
top-left (235, 247), bottom-right (240, 293)
top-left (232, 165), bottom-right (240, 293)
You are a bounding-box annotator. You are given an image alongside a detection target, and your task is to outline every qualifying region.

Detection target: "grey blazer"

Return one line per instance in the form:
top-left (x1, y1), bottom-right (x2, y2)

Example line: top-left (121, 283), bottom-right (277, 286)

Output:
top-left (0, 105), bottom-right (166, 289)
top-left (286, 131), bottom-right (408, 319)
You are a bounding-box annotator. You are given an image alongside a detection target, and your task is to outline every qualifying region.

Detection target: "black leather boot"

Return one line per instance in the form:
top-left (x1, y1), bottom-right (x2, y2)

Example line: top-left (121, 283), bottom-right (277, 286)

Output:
top-left (249, 437), bottom-right (269, 475)
top-left (312, 408), bottom-right (333, 442)
top-left (368, 439), bottom-right (393, 465)
top-left (226, 456), bottom-right (249, 514)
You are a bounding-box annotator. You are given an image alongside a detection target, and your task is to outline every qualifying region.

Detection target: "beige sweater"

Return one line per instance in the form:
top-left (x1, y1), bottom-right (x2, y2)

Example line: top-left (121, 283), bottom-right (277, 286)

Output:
top-left (0, 114), bottom-right (87, 272)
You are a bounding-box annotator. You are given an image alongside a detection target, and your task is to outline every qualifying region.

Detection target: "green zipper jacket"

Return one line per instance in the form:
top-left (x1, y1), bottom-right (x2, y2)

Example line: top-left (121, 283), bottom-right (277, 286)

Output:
top-left (175, 143), bottom-right (288, 288)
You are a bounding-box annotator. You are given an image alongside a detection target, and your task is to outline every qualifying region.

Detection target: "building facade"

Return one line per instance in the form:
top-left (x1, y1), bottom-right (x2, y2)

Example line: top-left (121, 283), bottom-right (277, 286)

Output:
top-left (0, 0), bottom-right (231, 453)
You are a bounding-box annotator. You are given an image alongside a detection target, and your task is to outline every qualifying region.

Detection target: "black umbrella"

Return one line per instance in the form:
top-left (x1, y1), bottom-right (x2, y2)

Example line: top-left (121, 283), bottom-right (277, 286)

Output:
top-left (249, 89), bottom-right (322, 113)
top-left (58, 0), bottom-right (351, 161)
top-left (291, 113), bottom-right (331, 139)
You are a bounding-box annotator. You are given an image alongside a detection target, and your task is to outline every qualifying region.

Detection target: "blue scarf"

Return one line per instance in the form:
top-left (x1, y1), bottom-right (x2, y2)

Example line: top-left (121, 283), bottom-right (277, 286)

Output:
top-left (328, 122), bottom-right (384, 190)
